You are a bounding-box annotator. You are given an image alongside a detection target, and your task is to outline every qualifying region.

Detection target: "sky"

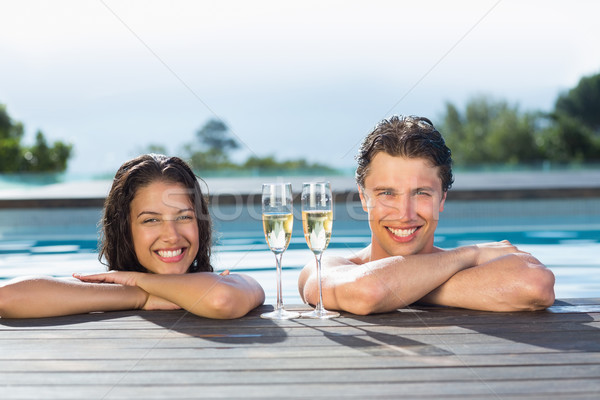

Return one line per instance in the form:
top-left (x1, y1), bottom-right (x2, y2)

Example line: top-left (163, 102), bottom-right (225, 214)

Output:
top-left (1, 0), bottom-right (599, 177)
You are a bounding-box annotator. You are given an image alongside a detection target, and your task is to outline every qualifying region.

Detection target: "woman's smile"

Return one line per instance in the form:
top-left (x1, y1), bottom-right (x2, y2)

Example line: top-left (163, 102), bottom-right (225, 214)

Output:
top-left (155, 248), bottom-right (186, 262)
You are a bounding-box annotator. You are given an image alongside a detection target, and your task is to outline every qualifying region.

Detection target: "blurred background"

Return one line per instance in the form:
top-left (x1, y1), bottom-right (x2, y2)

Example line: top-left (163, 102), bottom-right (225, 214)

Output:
top-left (1, 0), bottom-right (599, 180)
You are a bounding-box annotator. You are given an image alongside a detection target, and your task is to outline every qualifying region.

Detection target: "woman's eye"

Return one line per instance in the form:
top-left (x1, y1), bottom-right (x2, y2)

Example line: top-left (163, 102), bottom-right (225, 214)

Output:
top-left (178, 215), bottom-right (194, 222)
top-left (142, 218), bottom-right (160, 224)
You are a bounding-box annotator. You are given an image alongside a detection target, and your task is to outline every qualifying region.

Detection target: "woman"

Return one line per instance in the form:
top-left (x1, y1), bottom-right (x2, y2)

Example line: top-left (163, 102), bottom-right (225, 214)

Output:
top-left (0, 154), bottom-right (264, 319)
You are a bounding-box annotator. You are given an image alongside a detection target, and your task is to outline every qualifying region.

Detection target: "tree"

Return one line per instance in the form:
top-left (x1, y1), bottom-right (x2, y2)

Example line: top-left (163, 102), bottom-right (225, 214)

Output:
top-left (0, 105), bottom-right (26, 172)
top-left (186, 119), bottom-right (240, 171)
top-left (243, 155), bottom-right (336, 175)
top-left (183, 118), bottom-right (337, 175)
top-left (441, 95), bottom-right (543, 165)
top-left (538, 113), bottom-right (599, 163)
top-left (0, 104), bottom-right (73, 173)
top-left (545, 71), bottom-right (600, 161)
top-left (555, 72), bottom-right (600, 133)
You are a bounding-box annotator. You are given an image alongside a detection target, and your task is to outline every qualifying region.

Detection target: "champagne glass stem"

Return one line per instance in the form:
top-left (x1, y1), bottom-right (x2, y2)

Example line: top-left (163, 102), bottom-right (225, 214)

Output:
top-left (274, 251), bottom-right (284, 311)
top-left (314, 251), bottom-right (326, 313)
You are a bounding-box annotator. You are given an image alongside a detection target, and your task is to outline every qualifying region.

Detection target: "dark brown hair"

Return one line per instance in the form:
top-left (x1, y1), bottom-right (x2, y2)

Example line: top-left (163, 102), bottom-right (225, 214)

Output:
top-left (98, 154), bottom-right (213, 273)
top-left (355, 115), bottom-right (454, 192)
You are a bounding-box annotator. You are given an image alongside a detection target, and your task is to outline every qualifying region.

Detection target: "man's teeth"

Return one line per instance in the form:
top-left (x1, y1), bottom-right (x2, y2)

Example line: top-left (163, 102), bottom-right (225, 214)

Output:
top-left (388, 227), bottom-right (417, 237)
top-left (157, 249), bottom-right (183, 258)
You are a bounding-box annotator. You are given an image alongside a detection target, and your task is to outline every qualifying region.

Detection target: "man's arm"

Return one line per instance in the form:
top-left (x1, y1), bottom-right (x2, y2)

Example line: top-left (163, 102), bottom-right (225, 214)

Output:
top-left (76, 271), bottom-right (266, 319)
top-left (419, 252), bottom-right (555, 311)
top-left (0, 276), bottom-right (148, 318)
top-left (299, 245), bottom-right (482, 315)
top-left (298, 241), bottom-right (552, 314)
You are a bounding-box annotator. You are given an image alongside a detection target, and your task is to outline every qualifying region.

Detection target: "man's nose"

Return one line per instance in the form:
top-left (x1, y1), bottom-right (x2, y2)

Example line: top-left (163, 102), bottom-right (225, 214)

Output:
top-left (385, 195), bottom-right (416, 220)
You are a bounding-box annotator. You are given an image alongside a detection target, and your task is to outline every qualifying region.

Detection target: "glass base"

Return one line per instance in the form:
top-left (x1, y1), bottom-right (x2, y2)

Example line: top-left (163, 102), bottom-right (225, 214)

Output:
top-left (261, 307), bottom-right (300, 320)
top-left (301, 308), bottom-right (340, 319)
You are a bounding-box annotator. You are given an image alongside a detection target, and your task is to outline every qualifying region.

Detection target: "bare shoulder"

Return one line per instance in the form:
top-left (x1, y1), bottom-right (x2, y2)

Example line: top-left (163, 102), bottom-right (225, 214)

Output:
top-left (315, 246), bottom-right (370, 270)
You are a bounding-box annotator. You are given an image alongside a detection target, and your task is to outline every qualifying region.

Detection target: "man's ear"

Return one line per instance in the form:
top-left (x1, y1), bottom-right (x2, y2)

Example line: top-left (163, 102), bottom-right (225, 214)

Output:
top-left (358, 184), bottom-right (368, 212)
top-left (439, 191), bottom-right (447, 213)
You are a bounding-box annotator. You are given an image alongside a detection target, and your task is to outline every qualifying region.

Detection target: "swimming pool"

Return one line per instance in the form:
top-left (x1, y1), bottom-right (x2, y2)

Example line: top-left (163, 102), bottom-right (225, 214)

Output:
top-left (1, 197), bottom-right (599, 304)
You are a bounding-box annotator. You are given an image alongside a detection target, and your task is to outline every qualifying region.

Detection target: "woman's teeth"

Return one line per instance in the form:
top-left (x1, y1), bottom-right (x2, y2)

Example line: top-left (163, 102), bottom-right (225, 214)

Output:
top-left (157, 249), bottom-right (183, 258)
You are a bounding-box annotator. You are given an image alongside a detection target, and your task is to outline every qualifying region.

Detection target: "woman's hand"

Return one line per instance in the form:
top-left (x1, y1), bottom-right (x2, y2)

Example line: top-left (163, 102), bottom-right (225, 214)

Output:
top-left (142, 294), bottom-right (181, 311)
top-left (73, 271), bottom-right (142, 287)
top-left (73, 272), bottom-right (182, 311)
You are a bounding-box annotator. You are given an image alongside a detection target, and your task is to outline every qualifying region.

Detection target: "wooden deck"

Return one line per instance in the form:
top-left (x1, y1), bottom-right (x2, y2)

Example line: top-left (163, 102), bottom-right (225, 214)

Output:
top-left (1, 299), bottom-right (599, 399)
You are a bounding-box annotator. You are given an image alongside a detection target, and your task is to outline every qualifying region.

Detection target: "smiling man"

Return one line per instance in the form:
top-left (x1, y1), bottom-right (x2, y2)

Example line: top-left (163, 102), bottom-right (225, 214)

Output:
top-left (298, 115), bottom-right (555, 314)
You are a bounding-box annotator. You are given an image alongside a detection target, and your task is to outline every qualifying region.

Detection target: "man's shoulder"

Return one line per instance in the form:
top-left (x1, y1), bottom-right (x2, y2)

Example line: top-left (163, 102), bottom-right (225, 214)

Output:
top-left (322, 246), bottom-right (370, 268)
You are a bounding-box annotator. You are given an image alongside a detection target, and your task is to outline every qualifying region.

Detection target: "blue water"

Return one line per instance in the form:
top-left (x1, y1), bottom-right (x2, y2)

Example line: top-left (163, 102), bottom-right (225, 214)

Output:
top-left (1, 198), bottom-right (599, 303)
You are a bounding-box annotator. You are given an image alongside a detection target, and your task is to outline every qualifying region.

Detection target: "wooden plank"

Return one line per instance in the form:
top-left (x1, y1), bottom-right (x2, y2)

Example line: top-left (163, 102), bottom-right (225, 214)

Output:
top-left (1, 379), bottom-right (600, 399)
top-left (1, 328), bottom-right (598, 353)
top-left (1, 304), bottom-right (598, 331)
top-left (1, 300), bottom-right (599, 399)
top-left (2, 364), bottom-right (600, 385)
top-left (0, 351), bottom-right (598, 373)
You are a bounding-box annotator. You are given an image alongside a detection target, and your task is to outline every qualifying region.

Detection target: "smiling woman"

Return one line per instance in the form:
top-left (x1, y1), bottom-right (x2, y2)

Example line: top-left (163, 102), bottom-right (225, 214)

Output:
top-left (129, 181), bottom-right (199, 274)
top-left (0, 154), bottom-right (265, 319)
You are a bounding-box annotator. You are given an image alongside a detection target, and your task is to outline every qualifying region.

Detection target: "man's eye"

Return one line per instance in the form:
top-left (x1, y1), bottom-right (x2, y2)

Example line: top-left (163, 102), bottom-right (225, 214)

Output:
top-left (416, 190), bottom-right (431, 196)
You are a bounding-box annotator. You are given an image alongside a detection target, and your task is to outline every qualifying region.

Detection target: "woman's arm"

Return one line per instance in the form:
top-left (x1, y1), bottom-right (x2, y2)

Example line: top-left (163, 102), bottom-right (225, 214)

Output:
top-left (0, 276), bottom-right (149, 318)
top-left (76, 271), bottom-right (265, 319)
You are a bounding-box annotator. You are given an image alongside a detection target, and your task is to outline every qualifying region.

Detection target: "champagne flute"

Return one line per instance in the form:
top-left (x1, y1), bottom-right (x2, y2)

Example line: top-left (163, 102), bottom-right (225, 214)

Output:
top-left (260, 183), bottom-right (300, 320)
top-left (300, 182), bottom-right (340, 319)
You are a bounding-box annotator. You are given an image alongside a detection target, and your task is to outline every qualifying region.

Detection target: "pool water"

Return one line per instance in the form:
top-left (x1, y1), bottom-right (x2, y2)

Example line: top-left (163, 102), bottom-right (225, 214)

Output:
top-left (1, 198), bottom-right (599, 304)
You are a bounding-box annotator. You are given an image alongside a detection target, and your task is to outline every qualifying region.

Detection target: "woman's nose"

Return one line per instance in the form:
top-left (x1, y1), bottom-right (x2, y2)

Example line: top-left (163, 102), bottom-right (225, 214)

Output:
top-left (160, 220), bottom-right (181, 241)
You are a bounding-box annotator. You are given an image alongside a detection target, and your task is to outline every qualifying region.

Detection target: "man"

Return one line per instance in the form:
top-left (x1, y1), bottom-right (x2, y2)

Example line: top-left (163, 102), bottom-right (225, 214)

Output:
top-left (298, 115), bottom-right (555, 314)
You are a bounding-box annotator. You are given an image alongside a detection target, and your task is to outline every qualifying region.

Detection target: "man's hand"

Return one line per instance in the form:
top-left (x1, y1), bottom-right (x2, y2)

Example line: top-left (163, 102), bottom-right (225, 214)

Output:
top-left (473, 240), bottom-right (525, 266)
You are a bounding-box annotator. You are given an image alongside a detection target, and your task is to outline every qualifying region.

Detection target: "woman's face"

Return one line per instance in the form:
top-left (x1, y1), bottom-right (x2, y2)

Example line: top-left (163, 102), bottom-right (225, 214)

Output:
top-left (129, 181), bottom-right (199, 274)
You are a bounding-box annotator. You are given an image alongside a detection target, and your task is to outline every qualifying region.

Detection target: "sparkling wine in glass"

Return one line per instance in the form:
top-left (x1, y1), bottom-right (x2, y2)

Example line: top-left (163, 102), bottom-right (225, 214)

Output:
top-left (260, 183), bottom-right (300, 320)
top-left (300, 182), bottom-right (340, 319)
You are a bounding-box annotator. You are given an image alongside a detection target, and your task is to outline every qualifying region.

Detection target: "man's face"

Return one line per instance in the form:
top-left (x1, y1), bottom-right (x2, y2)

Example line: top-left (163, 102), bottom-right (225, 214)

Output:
top-left (359, 153), bottom-right (446, 261)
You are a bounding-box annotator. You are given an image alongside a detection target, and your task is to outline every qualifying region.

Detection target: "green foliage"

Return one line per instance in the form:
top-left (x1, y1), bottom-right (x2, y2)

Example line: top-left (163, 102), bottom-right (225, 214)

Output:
top-left (0, 104), bottom-right (73, 173)
top-left (441, 96), bottom-right (543, 165)
top-left (196, 119), bottom-right (240, 154)
top-left (185, 119), bottom-right (240, 171)
top-left (185, 118), bottom-right (337, 175)
top-left (555, 72), bottom-right (600, 133)
top-left (441, 71), bottom-right (600, 166)
top-left (540, 72), bottom-right (600, 162)
top-left (243, 155), bottom-right (337, 174)
top-left (538, 113), bottom-right (599, 163)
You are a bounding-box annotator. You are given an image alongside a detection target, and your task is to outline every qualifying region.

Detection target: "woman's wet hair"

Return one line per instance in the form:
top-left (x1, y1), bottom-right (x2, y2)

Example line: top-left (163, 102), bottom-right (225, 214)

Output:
top-left (98, 154), bottom-right (213, 273)
top-left (355, 115), bottom-right (454, 192)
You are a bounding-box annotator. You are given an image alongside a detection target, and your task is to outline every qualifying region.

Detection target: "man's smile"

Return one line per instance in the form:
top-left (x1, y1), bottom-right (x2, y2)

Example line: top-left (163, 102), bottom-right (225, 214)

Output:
top-left (386, 226), bottom-right (418, 238)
